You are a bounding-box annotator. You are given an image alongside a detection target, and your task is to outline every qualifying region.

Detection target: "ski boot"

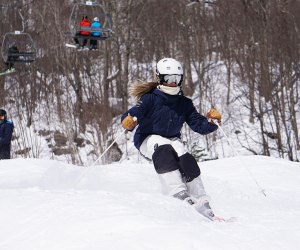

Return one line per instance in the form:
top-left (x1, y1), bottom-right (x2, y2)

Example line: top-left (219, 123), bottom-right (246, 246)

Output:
top-left (174, 190), bottom-right (197, 206)
top-left (193, 198), bottom-right (215, 221)
top-left (174, 191), bottom-right (222, 221)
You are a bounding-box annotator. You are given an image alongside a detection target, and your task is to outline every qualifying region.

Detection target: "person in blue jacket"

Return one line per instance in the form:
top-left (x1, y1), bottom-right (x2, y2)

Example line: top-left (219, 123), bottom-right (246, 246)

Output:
top-left (121, 58), bottom-right (223, 221)
top-left (0, 109), bottom-right (14, 160)
top-left (90, 17), bottom-right (102, 50)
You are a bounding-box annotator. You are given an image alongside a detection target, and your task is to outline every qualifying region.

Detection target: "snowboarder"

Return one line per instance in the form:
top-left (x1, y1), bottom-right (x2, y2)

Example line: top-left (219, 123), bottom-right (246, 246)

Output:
top-left (121, 58), bottom-right (222, 221)
top-left (0, 109), bottom-right (14, 159)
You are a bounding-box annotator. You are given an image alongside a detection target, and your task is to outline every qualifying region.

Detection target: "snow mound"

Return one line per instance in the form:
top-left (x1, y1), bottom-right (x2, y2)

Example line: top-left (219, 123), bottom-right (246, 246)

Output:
top-left (0, 156), bottom-right (299, 250)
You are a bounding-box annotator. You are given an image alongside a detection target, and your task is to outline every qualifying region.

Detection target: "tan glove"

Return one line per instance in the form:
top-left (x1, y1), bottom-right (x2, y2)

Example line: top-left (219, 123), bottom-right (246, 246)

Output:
top-left (207, 108), bottom-right (222, 125)
top-left (122, 115), bottom-right (138, 131)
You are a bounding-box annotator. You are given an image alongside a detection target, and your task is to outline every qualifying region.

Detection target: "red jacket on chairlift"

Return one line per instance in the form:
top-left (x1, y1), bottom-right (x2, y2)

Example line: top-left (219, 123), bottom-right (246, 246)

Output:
top-left (79, 18), bottom-right (91, 35)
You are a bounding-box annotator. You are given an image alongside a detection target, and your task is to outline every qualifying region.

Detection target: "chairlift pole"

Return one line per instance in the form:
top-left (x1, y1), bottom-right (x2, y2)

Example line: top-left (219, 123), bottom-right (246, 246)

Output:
top-left (18, 9), bottom-right (25, 33)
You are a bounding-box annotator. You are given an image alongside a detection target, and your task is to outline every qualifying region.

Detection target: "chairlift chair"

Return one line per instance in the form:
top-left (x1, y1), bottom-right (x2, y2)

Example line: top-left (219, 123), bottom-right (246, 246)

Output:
top-left (1, 31), bottom-right (36, 64)
top-left (69, 1), bottom-right (112, 41)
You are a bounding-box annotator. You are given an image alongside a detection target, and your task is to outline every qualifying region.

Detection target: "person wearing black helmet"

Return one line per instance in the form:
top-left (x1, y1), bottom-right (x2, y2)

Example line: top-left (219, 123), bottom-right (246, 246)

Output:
top-left (5, 45), bottom-right (19, 71)
top-left (121, 58), bottom-right (223, 221)
top-left (0, 109), bottom-right (14, 159)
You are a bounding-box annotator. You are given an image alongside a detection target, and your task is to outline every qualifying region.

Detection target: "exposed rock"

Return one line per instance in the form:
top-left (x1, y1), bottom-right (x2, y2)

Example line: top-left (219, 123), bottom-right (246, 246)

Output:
top-left (52, 147), bottom-right (73, 155)
top-left (54, 131), bottom-right (68, 146)
top-left (38, 129), bottom-right (53, 136)
top-left (74, 137), bottom-right (85, 147)
top-left (15, 147), bottom-right (31, 155)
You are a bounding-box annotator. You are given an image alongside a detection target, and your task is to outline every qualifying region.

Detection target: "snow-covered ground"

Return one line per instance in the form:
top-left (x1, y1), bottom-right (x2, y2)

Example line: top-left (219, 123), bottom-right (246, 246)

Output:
top-left (0, 156), bottom-right (299, 250)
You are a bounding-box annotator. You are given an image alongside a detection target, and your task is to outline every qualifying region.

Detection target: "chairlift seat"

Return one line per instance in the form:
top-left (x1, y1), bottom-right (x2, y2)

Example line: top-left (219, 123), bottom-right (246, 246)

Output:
top-left (1, 32), bottom-right (36, 64)
top-left (69, 1), bottom-right (112, 41)
top-left (74, 26), bottom-right (111, 40)
top-left (6, 52), bottom-right (35, 63)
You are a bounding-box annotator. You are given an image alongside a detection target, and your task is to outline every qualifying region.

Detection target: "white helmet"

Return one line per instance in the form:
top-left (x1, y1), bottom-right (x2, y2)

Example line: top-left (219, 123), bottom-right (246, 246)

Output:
top-left (94, 17), bottom-right (99, 22)
top-left (156, 58), bottom-right (184, 85)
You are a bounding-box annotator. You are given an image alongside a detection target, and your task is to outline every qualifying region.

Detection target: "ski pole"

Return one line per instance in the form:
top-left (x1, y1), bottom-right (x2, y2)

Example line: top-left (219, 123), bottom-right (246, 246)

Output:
top-left (75, 117), bottom-right (137, 186)
top-left (214, 121), bottom-right (238, 156)
top-left (214, 120), bottom-right (267, 197)
top-left (90, 116), bottom-right (137, 166)
top-left (90, 129), bottom-right (127, 166)
top-left (76, 129), bottom-right (128, 186)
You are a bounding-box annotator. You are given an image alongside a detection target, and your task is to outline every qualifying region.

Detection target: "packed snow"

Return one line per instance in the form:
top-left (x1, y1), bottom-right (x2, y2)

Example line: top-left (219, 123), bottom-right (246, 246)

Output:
top-left (0, 156), bottom-right (299, 250)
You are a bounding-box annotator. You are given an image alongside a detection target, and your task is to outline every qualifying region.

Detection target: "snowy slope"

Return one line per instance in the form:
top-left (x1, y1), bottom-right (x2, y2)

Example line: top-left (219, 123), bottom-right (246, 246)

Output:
top-left (0, 156), bottom-right (299, 250)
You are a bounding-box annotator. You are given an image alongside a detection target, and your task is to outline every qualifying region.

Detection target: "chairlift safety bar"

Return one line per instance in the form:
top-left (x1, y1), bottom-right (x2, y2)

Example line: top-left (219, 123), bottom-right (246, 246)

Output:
top-left (77, 26), bottom-right (111, 32)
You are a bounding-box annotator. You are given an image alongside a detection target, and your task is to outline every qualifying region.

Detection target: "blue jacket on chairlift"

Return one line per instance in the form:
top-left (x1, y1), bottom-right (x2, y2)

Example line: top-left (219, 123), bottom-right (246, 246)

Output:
top-left (91, 21), bottom-right (101, 37)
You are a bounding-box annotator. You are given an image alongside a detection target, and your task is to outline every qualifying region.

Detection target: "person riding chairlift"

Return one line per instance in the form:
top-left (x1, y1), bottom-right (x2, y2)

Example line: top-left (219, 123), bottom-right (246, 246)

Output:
top-left (90, 17), bottom-right (101, 50)
top-left (5, 45), bottom-right (19, 71)
top-left (74, 16), bottom-right (91, 49)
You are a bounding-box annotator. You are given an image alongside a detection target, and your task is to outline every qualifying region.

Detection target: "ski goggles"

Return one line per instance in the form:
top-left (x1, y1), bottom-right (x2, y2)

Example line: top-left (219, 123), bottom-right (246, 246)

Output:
top-left (163, 74), bottom-right (183, 86)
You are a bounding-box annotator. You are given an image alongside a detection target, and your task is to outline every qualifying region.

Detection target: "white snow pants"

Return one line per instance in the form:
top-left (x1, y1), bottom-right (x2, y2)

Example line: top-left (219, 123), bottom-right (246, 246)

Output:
top-left (139, 135), bottom-right (207, 198)
top-left (139, 134), bottom-right (187, 159)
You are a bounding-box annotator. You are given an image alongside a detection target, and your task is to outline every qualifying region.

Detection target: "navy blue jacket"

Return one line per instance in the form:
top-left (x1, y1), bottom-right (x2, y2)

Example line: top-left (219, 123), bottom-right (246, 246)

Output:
top-left (121, 89), bottom-right (218, 149)
top-left (0, 120), bottom-right (14, 159)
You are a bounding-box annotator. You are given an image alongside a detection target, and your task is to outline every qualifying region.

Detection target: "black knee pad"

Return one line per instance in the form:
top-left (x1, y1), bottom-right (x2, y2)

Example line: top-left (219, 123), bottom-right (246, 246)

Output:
top-left (152, 144), bottom-right (180, 174)
top-left (178, 153), bottom-right (200, 182)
